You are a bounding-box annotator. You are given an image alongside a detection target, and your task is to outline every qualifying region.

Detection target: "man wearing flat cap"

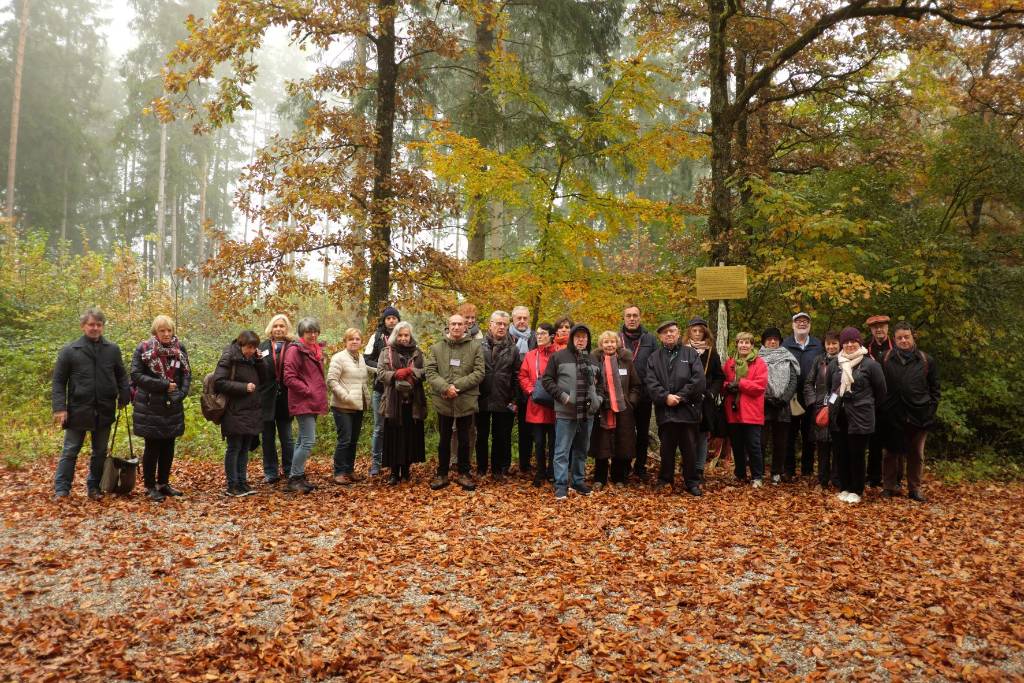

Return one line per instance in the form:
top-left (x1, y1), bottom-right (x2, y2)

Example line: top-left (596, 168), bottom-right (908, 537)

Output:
top-left (783, 312), bottom-right (824, 479)
top-left (864, 314), bottom-right (893, 488)
top-left (645, 321), bottom-right (707, 496)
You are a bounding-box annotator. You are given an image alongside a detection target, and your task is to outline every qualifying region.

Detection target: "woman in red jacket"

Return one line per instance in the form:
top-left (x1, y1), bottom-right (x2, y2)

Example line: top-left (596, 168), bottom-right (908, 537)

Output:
top-left (283, 317), bottom-right (329, 493)
top-left (722, 331), bottom-right (769, 487)
top-left (518, 323), bottom-right (557, 487)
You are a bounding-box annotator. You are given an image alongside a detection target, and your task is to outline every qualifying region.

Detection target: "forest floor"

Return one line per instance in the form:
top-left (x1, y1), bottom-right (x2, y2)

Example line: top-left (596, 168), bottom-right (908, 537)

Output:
top-left (0, 457), bottom-right (1022, 682)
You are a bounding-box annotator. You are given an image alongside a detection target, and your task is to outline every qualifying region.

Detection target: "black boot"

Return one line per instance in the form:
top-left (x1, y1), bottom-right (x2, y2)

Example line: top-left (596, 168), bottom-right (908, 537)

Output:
top-left (286, 476), bottom-right (305, 493)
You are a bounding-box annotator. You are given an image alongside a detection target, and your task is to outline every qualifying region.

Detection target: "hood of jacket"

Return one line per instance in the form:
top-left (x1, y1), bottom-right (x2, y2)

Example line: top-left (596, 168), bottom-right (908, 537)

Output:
top-left (568, 324), bottom-right (592, 354)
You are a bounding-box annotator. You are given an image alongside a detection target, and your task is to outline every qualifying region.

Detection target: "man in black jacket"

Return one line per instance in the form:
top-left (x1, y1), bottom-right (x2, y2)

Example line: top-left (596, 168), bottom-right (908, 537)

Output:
top-left (645, 321), bottom-right (707, 496)
top-left (881, 322), bottom-right (940, 502)
top-left (476, 311), bottom-right (522, 481)
top-left (619, 305), bottom-right (658, 481)
top-left (364, 305), bottom-right (400, 476)
top-left (52, 308), bottom-right (130, 500)
top-left (865, 314), bottom-right (893, 487)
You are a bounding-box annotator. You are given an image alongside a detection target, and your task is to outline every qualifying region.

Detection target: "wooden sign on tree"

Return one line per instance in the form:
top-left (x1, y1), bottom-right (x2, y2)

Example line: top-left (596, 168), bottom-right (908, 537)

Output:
top-left (695, 265), bottom-right (747, 300)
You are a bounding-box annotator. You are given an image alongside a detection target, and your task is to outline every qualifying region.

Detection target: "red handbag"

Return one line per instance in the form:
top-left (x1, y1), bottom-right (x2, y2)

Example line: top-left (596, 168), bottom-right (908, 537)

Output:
top-left (815, 406), bottom-right (829, 428)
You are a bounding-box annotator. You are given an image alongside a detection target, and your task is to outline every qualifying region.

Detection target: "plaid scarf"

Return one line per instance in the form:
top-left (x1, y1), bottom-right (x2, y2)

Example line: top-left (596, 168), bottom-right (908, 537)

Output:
top-left (575, 349), bottom-right (590, 421)
top-left (140, 336), bottom-right (189, 381)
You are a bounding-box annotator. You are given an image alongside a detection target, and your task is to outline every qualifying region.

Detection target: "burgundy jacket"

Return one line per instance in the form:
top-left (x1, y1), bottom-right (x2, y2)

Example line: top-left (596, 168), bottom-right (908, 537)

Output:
top-left (283, 341), bottom-right (329, 417)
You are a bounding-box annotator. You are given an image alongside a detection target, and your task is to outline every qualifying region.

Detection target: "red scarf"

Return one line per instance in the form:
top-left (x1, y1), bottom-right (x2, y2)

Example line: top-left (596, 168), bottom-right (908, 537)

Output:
top-left (302, 338), bottom-right (323, 363)
top-left (602, 352), bottom-right (624, 429)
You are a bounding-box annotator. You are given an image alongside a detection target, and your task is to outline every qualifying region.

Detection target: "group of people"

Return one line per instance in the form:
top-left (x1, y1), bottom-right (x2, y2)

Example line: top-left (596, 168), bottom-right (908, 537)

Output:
top-left (51, 304), bottom-right (940, 504)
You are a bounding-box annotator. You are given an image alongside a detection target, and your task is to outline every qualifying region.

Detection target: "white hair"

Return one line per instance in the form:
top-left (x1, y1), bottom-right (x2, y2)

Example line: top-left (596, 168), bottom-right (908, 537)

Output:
top-left (388, 321), bottom-right (415, 345)
top-left (490, 310), bottom-right (511, 323)
top-left (511, 306), bottom-right (529, 317)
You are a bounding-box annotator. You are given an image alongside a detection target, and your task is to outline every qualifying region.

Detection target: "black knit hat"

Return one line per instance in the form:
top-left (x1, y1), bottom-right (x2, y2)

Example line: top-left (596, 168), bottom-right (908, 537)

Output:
top-left (761, 327), bottom-right (783, 344)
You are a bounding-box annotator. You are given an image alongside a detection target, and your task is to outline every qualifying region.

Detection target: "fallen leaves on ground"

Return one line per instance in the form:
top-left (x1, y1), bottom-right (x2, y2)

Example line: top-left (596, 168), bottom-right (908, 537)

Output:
top-left (0, 457), bottom-right (1022, 682)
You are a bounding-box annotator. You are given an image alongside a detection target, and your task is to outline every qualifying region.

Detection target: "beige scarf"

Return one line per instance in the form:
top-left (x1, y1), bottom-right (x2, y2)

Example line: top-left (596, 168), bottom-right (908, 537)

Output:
top-left (836, 347), bottom-right (868, 397)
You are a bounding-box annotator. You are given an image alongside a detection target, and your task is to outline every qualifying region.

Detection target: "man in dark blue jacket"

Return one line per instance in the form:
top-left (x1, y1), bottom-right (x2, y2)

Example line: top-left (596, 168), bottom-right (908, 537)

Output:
top-left (52, 308), bottom-right (130, 500)
top-left (782, 312), bottom-right (824, 478)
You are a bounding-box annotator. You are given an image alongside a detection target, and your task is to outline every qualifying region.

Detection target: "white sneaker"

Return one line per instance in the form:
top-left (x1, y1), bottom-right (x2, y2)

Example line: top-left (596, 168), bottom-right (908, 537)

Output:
top-left (752, 479), bottom-right (763, 488)
top-left (771, 474), bottom-right (782, 485)
top-left (838, 491), bottom-right (851, 502)
top-left (845, 493), bottom-right (862, 504)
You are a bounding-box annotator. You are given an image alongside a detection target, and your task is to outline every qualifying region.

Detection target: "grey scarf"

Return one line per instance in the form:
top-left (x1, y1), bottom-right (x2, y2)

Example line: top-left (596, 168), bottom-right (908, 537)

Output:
top-left (758, 346), bottom-right (799, 400)
top-left (508, 324), bottom-right (532, 356)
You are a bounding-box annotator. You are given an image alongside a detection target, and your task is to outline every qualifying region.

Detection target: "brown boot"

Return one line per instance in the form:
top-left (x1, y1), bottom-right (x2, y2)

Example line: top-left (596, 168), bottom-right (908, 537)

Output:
top-left (455, 473), bottom-right (476, 491)
top-left (429, 475), bottom-right (449, 490)
top-left (333, 474), bottom-right (353, 486)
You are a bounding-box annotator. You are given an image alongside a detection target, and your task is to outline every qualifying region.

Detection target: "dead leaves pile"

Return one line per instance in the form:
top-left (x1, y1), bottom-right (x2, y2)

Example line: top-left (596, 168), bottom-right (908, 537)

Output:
top-left (0, 457), bottom-right (1022, 682)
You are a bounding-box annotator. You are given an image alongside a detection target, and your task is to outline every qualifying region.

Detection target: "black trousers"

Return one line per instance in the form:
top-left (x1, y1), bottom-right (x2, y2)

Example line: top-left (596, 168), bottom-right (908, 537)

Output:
top-left (730, 423), bottom-right (764, 481)
top-left (837, 432), bottom-right (869, 495)
top-left (438, 414), bottom-right (474, 476)
top-left (817, 440), bottom-right (841, 487)
top-left (787, 411), bottom-right (816, 476)
top-left (142, 437), bottom-right (176, 488)
top-left (594, 458), bottom-right (629, 484)
top-left (867, 428), bottom-right (884, 486)
top-left (516, 399), bottom-right (533, 471)
top-left (631, 398), bottom-right (653, 475)
top-left (657, 422), bottom-right (699, 489)
top-left (763, 419), bottom-right (790, 478)
top-left (476, 410), bottom-right (515, 475)
top-left (531, 423), bottom-right (555, 479)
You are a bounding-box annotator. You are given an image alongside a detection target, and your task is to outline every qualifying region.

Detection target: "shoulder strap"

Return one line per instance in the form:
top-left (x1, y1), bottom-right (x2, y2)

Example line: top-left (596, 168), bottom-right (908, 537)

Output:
top-left (883, 349), bottom-right (893, 365)
top-left (919, 350), bottom-right (928, 374)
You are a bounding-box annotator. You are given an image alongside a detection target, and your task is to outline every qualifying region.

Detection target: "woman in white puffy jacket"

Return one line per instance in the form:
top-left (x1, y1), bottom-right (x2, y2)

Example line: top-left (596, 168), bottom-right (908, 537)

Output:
top-left (327, 328), bottom-right (374, 484)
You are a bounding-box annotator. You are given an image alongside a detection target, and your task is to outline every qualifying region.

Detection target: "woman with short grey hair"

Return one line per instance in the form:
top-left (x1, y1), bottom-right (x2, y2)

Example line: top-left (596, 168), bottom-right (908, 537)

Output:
top-left (283, 317), bottom-right (329, 493)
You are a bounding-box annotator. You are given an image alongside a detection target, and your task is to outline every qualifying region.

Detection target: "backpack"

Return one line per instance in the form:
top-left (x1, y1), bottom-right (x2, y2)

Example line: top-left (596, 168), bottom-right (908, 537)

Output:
top-left (99, 410), bottom-right (138, 495)
top-left (201, 364), bottom-right (235, 424)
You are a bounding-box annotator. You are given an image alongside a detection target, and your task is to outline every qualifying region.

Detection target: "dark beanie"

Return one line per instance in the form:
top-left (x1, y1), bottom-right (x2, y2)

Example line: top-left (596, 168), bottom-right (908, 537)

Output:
top-left (839, 327), bottom-right (862, 345)
top-left (761, 327), bottom-right (782, 344)
top-left (381, 306), bottom-right (400, 321)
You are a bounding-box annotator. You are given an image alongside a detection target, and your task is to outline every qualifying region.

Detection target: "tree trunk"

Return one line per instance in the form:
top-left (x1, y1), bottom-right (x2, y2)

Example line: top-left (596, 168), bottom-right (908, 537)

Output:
top-left (367, 0), bottom-right (398, 324)
top-left (5, 0), bottom-right (31, 220)
top-left (61, 163), bottom-right (69, 244)
top-left (466, 2), bottom-right (498, 263)
top-left (707, 0), bottom-right (735, 268)
top-left (156, 122), bottom-right (168, 281)
top-left (171, 190), bottom-right (178, 277)
top-left (197, 150), bottom-right (208, 293)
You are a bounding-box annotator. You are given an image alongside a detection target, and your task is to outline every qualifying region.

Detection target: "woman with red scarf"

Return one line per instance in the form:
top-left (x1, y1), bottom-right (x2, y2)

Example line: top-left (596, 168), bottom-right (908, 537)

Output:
top-left (589, 331), bottom-right (641, 489)
top-left (131, 315), bottom-right (191, 502)
top-left (552, 316), bottom-right (573, 353)
top-left (518, 322), bottom-right (558, 486)
top-left (283, 317), bottom-right (329, 493)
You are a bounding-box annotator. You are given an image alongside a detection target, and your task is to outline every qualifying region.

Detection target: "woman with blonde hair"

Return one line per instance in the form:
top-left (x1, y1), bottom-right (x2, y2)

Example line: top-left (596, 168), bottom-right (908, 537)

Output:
top-left (259, 313), bottom-right (295, 485)
top-left (722, 331), bottom-right (768, 487)
top-left (131, 315), bottom-right (191, 501)
top-left (589, 330), bottom-right (640, 489)
top-left (328, 327), bottom-right (373, 484)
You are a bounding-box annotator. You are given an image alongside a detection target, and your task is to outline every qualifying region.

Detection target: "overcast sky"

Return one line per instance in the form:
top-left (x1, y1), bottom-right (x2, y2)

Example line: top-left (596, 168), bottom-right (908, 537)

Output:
top-left (97, 1), bottom-right (137, 59)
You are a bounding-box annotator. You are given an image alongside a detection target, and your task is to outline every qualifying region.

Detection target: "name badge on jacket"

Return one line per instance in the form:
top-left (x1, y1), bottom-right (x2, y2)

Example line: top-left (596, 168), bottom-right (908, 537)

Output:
top-left (618, 368), bottom-right (628, 376)
top-left (450, 358), bottom-right (461, 367)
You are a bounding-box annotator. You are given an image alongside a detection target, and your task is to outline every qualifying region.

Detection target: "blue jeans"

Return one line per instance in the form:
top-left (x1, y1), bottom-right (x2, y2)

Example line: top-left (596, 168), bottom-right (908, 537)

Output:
top-left (696, 430), bottom-right (709, 471)
top-left (370, 390), bottom-right (384, 473)
top-left (553, 417), bottom-right (592, 494)
top-left (262, 415), bottom-right (294, 480)
top-left (290, 414), bottom-right (318, 477)
top-left (332, 409), bottom-right (363, 475)
top-left (224, 434), bottom-right (254, 488)
top-left (54, 426), bottom-right (111, 494)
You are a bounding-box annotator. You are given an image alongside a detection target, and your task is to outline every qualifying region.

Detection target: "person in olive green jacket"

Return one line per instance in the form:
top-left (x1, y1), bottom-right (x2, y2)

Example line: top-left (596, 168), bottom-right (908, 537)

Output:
top-left (425, 314), bottom-right (486, 491)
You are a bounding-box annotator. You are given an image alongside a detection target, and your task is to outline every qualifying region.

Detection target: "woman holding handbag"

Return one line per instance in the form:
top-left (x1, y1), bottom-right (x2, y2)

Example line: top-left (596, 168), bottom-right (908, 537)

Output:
top-left (377, 322), bottom-right (427, 485)
top-left (130, 315), bottom-right (191, 502)
top-left (826, 327), bottom-right (887, 504)
top-left (518, 323), bottom-right (557, 487)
